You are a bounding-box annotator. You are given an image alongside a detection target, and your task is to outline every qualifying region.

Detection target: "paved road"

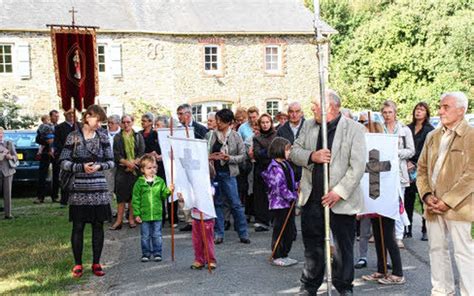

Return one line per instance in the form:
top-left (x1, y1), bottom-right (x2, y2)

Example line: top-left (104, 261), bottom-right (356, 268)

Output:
top-left (72, 213), bottom-right (459, 295)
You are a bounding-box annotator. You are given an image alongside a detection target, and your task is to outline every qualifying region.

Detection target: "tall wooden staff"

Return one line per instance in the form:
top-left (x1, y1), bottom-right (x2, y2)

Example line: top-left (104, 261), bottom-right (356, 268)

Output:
top-left (183, 126), bottom-right (212, 273)
top-left (314, 1), bottom-right (332, 294)
top-left (269, 200), bottom-right (296, 261)
top-left (368, 112), bottom-right (388, 276)
top-left (169, 113), bottom-right (176, 261)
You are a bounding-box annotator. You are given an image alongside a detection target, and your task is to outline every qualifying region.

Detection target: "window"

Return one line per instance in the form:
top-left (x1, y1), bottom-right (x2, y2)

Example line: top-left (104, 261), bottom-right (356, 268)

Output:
top-left (0, 44), bottom-right (13, 73)
top-left (97, 44), bottom-right (106, 72)
top-left (206, 106), bottom-right (218, 114)
top-left (265, 45), bottom-right (281, 72)
top-left (192, 102), bottom-right (233, 124)
top-left (192, 105), bottom-right (203, 123)
top-left (204, 45), bottom-right (220, 73)
top-left (222, 103), bottom-right (233, 110)
top-left (266, 100), bottom-right (281, 118)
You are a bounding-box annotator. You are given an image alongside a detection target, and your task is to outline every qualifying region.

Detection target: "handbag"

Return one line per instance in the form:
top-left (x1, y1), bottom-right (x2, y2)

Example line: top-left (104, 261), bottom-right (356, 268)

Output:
top-left (59, 136), bottom-right (79, 191)
top-left (6, 141), bottom-right (19, 168)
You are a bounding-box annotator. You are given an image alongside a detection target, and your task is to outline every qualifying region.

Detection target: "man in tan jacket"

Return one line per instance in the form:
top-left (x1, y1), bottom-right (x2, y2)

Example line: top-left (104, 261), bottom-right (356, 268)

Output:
top-left (417, 91), bottom-right (473, 296)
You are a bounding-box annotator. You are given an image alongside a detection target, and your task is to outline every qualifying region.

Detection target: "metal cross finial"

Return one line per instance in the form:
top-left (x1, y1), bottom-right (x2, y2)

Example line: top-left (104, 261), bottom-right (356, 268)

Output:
top-left (69, 7), bottom-right (78, 26)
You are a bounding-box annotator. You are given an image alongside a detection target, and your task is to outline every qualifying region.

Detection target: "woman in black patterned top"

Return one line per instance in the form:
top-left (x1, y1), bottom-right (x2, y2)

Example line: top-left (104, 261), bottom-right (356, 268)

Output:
top-left (60, 105), bottom-right (115, 278)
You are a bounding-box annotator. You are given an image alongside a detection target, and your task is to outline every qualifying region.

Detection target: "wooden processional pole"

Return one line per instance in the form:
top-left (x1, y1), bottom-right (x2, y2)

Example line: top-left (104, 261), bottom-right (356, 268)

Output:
top-left (368, 112), bottom-right (388, 276)
top-left (169, 113), bottom-right (175, 261)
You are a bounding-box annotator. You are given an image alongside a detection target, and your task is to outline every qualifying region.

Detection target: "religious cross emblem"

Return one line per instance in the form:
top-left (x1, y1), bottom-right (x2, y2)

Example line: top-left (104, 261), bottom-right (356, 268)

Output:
top-left (365, 149), bottom-right (391, 200)
top-left (179, 148), bottom-right (201, 170)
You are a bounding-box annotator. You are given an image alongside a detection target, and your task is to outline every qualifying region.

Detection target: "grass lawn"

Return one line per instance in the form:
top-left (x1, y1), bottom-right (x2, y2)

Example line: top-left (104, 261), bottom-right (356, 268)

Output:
top-left (0, 198), bottom-right (92, 295)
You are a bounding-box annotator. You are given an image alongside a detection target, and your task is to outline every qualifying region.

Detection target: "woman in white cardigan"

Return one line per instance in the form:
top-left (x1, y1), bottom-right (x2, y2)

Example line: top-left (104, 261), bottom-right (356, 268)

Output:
top-left (381, 100), bottom-right (415, 249)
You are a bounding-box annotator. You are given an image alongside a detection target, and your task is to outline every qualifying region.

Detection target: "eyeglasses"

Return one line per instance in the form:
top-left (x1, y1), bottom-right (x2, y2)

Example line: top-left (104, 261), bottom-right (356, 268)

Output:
top-left (177, 111), bottom-right (190, 116)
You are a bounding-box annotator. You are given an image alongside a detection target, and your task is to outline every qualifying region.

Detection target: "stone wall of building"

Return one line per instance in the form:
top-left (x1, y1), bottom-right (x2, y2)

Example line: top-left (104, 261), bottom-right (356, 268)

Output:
top-left (0, 31), bottom-right (320, 120)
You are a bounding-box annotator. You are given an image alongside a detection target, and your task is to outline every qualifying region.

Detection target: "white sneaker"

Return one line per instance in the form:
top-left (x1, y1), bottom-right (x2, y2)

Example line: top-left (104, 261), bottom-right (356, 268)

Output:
top-left (272, 258), bottom-right (286, 266)
top-left (272, 257), bottom-right (297, 267)
top-left (285, 257), bottom-right (298, 266)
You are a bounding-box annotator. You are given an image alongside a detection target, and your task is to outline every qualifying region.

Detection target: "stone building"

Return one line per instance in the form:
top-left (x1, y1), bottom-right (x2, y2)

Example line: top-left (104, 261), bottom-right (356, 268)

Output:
top-left (0, 0), bottom-right (335, 123)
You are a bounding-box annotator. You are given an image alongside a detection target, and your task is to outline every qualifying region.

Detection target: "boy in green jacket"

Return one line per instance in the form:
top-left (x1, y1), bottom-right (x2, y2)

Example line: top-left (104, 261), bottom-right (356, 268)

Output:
top-left (132, 155), bottom-right (174, 262)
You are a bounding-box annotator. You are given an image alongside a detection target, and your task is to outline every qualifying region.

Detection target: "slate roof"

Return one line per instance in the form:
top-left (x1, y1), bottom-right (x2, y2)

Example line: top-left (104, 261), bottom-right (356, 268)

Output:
top-left (0, 0), bottom-right (337, 34)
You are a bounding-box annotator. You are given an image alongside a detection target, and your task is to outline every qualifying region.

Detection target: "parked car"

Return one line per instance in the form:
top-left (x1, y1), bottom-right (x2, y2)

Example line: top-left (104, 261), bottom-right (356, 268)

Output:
top-left (2, 130), bottom-right (51, 186)
top-left (429, 116), bottom-right (440, 128)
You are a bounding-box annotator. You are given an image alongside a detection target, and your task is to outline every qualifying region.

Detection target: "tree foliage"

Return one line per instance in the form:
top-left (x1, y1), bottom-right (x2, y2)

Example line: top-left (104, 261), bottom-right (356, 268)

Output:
top-left (129, 98), bottom-right (170, 122)
top-left (306, 0), bottom-right (474, 120)
top-left (0, 90), bottom-right (37, 130)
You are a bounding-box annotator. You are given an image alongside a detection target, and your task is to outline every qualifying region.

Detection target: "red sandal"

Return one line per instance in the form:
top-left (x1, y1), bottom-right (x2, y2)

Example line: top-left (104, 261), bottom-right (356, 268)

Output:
top-left (72, 265), bottom-right (83, 278)
top-left (92, 264), bottom-right (105, 276)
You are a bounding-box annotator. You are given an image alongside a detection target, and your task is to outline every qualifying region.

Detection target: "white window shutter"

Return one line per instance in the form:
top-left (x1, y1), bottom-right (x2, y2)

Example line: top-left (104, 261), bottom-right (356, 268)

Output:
top-left (16, 42), bottom-right (31, 79)
top-left (110, 44), bottom-right (122, 78)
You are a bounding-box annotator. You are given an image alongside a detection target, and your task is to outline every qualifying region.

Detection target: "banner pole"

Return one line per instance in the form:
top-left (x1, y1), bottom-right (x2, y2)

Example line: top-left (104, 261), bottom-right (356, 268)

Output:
top-left (313, 0), bottom-right (332, 294)
top-left (169, 112), bottom-right (175, 261)
top-left (368, 111), bottom-right (388, 275)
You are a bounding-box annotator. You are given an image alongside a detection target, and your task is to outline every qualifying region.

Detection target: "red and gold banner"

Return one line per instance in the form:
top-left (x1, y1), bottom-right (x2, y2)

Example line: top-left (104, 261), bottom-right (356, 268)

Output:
top-left (51, 28), bottom-right (99, 111)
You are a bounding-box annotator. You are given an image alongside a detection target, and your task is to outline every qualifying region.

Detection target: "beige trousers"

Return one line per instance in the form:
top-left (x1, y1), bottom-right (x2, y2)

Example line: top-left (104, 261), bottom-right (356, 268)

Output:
top-left (427, 215), bottom-right (474, 296)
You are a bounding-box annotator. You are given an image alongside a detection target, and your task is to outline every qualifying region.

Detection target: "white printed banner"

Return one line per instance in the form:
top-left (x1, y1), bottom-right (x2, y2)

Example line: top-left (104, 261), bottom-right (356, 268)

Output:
top-left (168, 136), bottom-right (216, 218)
top-left (157, 127), bottom-right (194, 201)
top-left (360, 133), bottom-right (400, 220)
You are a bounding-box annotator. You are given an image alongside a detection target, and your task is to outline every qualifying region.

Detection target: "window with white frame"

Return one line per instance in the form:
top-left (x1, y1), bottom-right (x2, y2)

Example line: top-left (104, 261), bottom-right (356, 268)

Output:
top-left (97, 44), bottom-right (106, 73)
top-left (192, 102), bottom-right (233, 124)
top-left (0, 44), bottom-right (13, 73)
top-left (265, 45), bottom-right (281, 72)
top-left (204, 45), bottom-right (220, 73)
top-left (266, 100), bottom-right (281, 118)
top-left (192, 105), bottom-right (203, 123)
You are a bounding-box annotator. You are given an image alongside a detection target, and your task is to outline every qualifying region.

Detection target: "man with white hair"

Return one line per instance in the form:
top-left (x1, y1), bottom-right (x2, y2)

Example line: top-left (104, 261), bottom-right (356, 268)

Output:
top-left (417, 91), bottom-right (473, 296)
top-left (291, 90), bottom-right (366, 295)
top-left (277, 101), bottom-right (305, 181)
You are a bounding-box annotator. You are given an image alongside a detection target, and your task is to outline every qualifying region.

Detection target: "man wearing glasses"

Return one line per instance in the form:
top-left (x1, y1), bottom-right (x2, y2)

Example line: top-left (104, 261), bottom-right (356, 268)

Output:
top-left (176, 104), bottom-right (208, 140)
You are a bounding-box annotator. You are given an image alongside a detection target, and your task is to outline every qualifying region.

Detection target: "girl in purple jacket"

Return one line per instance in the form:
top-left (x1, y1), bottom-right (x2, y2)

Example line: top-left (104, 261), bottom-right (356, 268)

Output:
top-left (261, 137), bottom-right (298, 267)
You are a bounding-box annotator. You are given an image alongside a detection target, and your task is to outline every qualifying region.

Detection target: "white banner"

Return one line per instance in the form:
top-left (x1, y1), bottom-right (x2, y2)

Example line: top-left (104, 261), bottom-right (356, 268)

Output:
top-left (168, 136), bottom-right (216, 218)
top-left (360, 133), bottom-right (400, 220)
top-left (157, 127), bottom-right (195, 201)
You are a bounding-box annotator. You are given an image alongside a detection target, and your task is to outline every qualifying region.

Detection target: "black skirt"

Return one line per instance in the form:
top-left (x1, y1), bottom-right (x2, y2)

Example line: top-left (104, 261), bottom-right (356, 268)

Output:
top-left (115, 170), bottom-right (138, 203)
top-left (69, 204), bottom-right (112, 223)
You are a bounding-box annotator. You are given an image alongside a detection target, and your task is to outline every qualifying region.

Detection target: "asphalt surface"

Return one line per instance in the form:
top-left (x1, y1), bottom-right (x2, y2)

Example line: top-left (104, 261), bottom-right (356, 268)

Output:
top-left (71, 213), bottom-right (460, 295)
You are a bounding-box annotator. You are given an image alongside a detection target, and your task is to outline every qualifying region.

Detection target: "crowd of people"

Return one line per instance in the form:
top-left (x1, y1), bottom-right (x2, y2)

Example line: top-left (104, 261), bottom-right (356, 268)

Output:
top-left (1, 89), bottom-right (472, 295)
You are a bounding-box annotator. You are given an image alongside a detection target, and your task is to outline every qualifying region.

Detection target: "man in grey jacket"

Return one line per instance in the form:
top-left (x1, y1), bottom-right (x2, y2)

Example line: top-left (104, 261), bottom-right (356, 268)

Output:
top-left (291, 90), bottom-right (366, 295)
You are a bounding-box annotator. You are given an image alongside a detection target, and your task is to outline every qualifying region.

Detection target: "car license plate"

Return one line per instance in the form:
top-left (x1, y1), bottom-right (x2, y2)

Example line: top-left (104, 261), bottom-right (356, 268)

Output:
top-left (17, 153), bottom-right (23, 160)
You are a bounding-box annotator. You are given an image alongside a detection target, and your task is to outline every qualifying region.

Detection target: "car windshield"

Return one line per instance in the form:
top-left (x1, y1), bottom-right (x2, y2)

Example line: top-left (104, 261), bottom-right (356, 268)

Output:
top-left (3, 132), bottom-right (39, 148)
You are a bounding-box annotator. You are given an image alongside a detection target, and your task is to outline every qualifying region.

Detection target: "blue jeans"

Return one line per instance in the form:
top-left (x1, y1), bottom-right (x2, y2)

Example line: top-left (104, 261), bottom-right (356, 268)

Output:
top-left (214, 171), bottom-right (249, 239)
top-left (140, 221), bottom-right (162, 257)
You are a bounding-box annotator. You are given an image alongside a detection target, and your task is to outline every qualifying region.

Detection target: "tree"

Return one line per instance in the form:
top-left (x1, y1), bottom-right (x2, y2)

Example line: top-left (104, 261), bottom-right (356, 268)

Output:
top-left (0, 90), bottom-right (37, 130)
top-left (129, 98), bottom-right (170, 122)
top-left (305, 0), bottom-right (474, 120)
